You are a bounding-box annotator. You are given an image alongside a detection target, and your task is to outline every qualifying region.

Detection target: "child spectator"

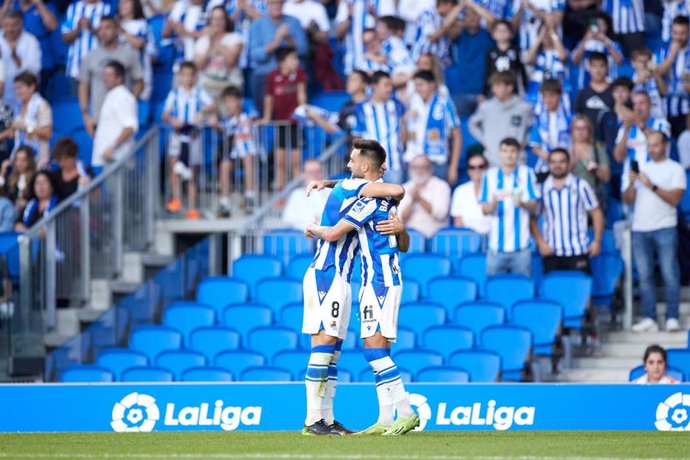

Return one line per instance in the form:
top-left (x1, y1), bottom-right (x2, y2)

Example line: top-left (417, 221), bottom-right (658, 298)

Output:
top-left (485, 20), bottom-right (526, 95)
top-left (0, 146), bottom-right (36, 217)
top-left (529, 79), bottom-right (572, 181)
top-left (217, 86), bottom-right (257, 217)
top-left (261, 46), bottom-right (306, 191)
top-left (573, 52), bottom-right (614, 130)
top-left (630, 47), bottom-right (667, 119)
top-left (571, 12), bottom-right (623, 88)
top-left (524, 23), bottom-right (569, 105)
top-left (162, 61), bottom-right (217, 219)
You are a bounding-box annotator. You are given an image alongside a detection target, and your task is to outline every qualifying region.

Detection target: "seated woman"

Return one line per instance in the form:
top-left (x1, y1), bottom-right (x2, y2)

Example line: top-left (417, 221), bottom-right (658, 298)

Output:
top-left (14, 171), bottom-right (59, 233)
top-left (633, 345), bottom-right (680, 384)
top-left (52, 138), bottom-right (90, 201)
top-left (0, 146), bottom-right (37, 217)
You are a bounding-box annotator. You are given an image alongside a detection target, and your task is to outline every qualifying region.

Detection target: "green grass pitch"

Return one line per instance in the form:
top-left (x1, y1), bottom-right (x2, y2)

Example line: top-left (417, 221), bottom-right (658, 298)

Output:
top-left (0, 432), bottom-right (689, 459)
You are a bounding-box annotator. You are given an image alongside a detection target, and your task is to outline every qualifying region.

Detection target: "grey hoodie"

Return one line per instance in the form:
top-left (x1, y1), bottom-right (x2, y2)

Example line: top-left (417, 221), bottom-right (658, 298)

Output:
top-left (468, 95), bottom-right (534, 167)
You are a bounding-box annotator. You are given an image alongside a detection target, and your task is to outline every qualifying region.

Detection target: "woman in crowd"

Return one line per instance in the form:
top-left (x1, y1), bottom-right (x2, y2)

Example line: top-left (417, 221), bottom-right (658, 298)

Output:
top-left (14, 170), bottom-right (59, 232)
top-left (633, 345), bottom-right (680, 384)
top-left (450, 151), bottom-right (491, 235)
top-left (0, 146), bottom-right (36, 217)
top-left (53, 138), bottom-right (90, 200)
top-left (402, 52), bottom-right (449, 105)
top-left (119, 0), bottom-right (154, 102)
top-left (569, 114), bottom-right (610, 201)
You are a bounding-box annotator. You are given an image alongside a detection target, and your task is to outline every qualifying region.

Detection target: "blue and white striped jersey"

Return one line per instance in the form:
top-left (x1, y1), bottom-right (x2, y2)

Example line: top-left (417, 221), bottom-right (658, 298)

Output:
top-left (354, 55), bottom-right (391, 73)
top-left (540, 174), bottom-right (599, 257)
top-left (477, 0), bottom-right (512, 19)
top-left (353, 99), bottom-right (406, 172)
top-left (574, 39), bottom-right (622, 88)
top-left (381, 36), bottom-right (415, 76)
top-left (343, 196), bottom-right (402, 288)
top-left (220, 112), bottom-right (256, 157)
top-left (62, 0), bottom-right (112, 79)
top-left (528, 103), bottom-right (572, 173)
top-left (163, 86), bottom-right (214, 125)
top-left (633, 74), bottom-right (665, 119)
top-left (511, 0), bottom-right (565, 51)
top-left (121, 19), bottom-right (155, 101)
top-left (615, 116), bottom-right (671, 164)
top-left (479, 165), bottom-right (540, 253)
top-left (662, 0), bottom-right (689, 43)
top-left (412, 7), bottom-right (450, 64)
top-left (527, 50), bottom-right (568, 100)
top-left (657, 45), bottom-right (690, 117)
top-left (311, 178), bottom-right (369, 282)
top-left (604, 0), bottom-right (645, 35)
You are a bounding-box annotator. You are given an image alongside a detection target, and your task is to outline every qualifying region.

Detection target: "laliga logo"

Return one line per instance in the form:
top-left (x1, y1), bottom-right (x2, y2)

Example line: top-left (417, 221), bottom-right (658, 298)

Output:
top-left (111, 392), bottom-right (159, 432)
top-left (655, 392), bottom-right (690, 431)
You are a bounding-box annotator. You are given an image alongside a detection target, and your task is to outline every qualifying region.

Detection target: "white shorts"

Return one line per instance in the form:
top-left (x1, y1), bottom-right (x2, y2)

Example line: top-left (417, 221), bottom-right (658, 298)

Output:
top-left (168, 132), bottom-right (203, 166)
top-left (302, 267), bottom-right (352, 340)
top-left (358, 283), bottom-right (402, 341)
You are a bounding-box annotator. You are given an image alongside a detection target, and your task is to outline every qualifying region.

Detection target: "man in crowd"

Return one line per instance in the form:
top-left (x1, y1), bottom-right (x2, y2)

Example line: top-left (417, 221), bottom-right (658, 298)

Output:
top-left (573, 52), bottom-right (614, 130)
top-left (657, 15), bottom-right (690, 138)
top-left (0, 10), bottom-right (41, 108)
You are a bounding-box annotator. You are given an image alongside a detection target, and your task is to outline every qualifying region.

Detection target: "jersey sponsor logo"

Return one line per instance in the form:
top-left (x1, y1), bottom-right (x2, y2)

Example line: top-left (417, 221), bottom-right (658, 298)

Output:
top-left (655, 392), bottom-right (690, 431)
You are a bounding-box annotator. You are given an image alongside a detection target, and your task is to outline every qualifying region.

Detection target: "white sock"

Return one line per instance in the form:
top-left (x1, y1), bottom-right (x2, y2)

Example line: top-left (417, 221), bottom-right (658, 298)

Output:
top-left (375, 383), bottom-right (395, 425)
top-left (304, 344), bottom-right (335, 425)
top-left (219, 196), bottom-right (230, 207)
top-left (365, 349), bottom-right (414, 422)
top-left (321, 344), bottom-right (341, 425)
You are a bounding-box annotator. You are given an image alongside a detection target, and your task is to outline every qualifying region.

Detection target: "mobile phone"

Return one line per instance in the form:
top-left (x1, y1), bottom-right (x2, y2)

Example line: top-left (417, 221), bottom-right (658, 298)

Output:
top-left (631, 160), bottom-right (640, 174)
top-left (589, 18), bottom-right (599, 33)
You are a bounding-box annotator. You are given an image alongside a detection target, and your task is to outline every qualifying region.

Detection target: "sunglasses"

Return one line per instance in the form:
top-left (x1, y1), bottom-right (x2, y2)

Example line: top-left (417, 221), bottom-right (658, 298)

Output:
top-left (468, 164), bottom-right (487, 171)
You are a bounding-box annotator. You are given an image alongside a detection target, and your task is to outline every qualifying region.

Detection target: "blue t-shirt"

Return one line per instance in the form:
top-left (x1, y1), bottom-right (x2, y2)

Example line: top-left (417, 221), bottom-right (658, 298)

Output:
top-left (451, 28), bottom-right (494, 95)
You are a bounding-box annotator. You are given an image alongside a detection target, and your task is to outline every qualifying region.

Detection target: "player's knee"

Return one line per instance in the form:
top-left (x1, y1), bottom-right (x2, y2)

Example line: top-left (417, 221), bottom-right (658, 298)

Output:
top-left (311, 330), bottom-right (338, 347)
top-left (362, 333), bottom-right (389, 349)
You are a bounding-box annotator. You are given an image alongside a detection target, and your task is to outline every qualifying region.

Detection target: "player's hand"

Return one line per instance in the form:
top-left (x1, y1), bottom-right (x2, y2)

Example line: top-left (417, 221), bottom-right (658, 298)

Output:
top-left (537, 239), bottom-right (553, 257)
top-left (304, 223), bottom-right (316, 239)
top-left (376, 210), bottom-right (404, 235)
top-left (588, 239), bottom-right (601, 257)
top-left (305, 180), bottom-right (326, 196)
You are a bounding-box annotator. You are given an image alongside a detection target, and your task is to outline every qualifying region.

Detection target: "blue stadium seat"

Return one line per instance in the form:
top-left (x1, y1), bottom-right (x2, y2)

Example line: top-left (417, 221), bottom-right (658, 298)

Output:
top-left (589, 229), bottom-right (618, 254)
top-left (456, 253), bottom-right (487, 296)
top-left (96, 348), bottom-right (148, 381)
top-left (485, 275), bottom-right (535, 319)
top-left (481, 325), bottom-right (532, 381)
top-left (430, 227), bottom-right (483, 259)
top-left (273, 351), bottom-right (310, 379)
top-left (531, 253), bottom-right (544, 286)
top-left (71, 128), bottom-right (94, 166)
top-left (138, 100), bottom-right (151, 128)
top-left (52, 102), bottom-right (84, 135)
top-left (189, 327), bottom-right (241, 362)
top-left (162, 302), bottom-right (216, 346)
top-left (241, 366), bottom-right (292, 382)
top-left (60, 365), bottom-right (114, 383)
top-left (151, 71), bottom-right (174, 102)
top-left (393, 350), bottom-right (444, 375)
top-left (222, 303), bottom-right (273, 343)
top-left (402, 255), bottom-right (452, 297)
top-left (247, 326), bottom-right (299, 361)
top-left (129, 326), bottom-right (182, 361)
top-left (405, 229), bottom-right (427, 253)
top-left (287, 254), bottom-right (313, 280)
top-left (390, 327), bottom-right (416, 353)
top-left (279, 302), bottom-right (303, 335)
top-left (667, 349), bottom-right (690, 381)
top-left (181, 367), bottom-right (234, 382)
top-left (511, 300), bottom-right (562, 356)
top-left (400, 279), bottom-right (420, 303)
top-left (628, 364), bottom-right (684, 382)
top-left (342, 329), bottom-right (358, 350)
top-left (215, 350), bottom-right (266, 377)
top-left (262, 229), bottom-right (313, 265)
top-left (397, 302), bottom-right (446, 337)
top-left (310, 91), bottom-right (351, 111)
top-left (428, 276), bottom-right (477, 317)
top-left (605, 198), bottom-right (624, 228)
top-left (422, 325), bottom-right (473, 360)
top-left (121, 366), bottom-right (174, 382)
top-left (155, 350), bottom-right (207, 380)
top-left (337, 351), bottom-right (370, 381)
top-left (453, 300), bottom-right (506, 344)
top-left (590, 253), bottom-right (623, 308)
top-left (196, 277), bottom-right (250, 316)
top-left (448, 350), bottom-right (501, 382)
top-left (539, 271), bottom-right (592, 329)
top-left (232, 255), bottom-right (282, 298)
top-left (416, 366), bottom-right (469, 383)
top-left (256, 278), bottom-right (303, 315)
top-left (681, 172), bottom-right (690, 219)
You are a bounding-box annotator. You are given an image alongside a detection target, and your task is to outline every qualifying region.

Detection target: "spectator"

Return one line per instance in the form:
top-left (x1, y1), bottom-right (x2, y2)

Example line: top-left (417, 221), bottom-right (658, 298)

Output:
top-left (450, 151), bottom-right (491, 235)
top-left (3, 72), bottom-right (52, 168)
top-left (403, 52), bottom-right (450, 106)
top-left (468, 71), bottom-right (533, 167)
top-left (632, 345), bottom-right (680, 383)
top-left (661, 1), bottom-right (688, 43)
top-left (355, 28), bottom-right (390, 74)
top-left (303, 70), bottom-right (369, 136)
top-left (480, 137), bottom-right (539, 276)
top-left (657, 15), bottom-right (690, 138)
top-left (194, 6), bottom-right (243, 104)
top-left (61, 0), bottom-right (113, 80)
top-left (603, 0), bottom-right (645, 55)
top-left (570, 114), bottom-right (611, 199)
top-left (531, 148), bottom-right (604, 273)
top-left (677, 115), bottom-right (690, 169)
top-left (283, 0), bottom-right (330, 45)
top-left (334, 0), bottom-right (395, 74)
top-left (397, 155), bottom-right (451, 239)
top-left (571, 12), bottom-right (623, 88)
top-left (0, 186), bottom-right (15, 232)
top-left (282, 159), bottom-right (330, 230)
top-left (0, 0), bottom-right (58, 93)
top-left (598, 77), bottom-right (633, 186)
top-left (397, 0), bottom-right (435, 45)
top-left (92, 61), bottom-right (138, 175)
top-left (14, 170), bottom-right (58, 232)
top-left (119, 0), bottom-right (155, 103)
top-left (377, 15), bottom-right (416, 86)
top-left (0, 98), bottom-right (12, 162)
top-left (403, 70), bottom-right (462, 184)
top-left (511, 0), bottom-right (564, 52)
top-left (0, 10), bottom-right (41, 109)
top-left (573, 52), bottom-right (614, 132)
top-left (524, 23), bottom-right (569, 105)
top-left (448, 4), bottom-right (494, 116)
top-left (412, 0), bottom-right (462, 66)
top-left (485, 20), bottom-right (526, 95)
top-left (352, 70), bottom-right (406, 183)
top-left (162, 61), bottom-right (216, 218)
top-left (261, 46), bottom-right (306, 191)
top-left (249, 0), bottom-right (307, 115)
top-left (623, 131), bottom-right (686, 333)
top-left (630, 47), bottom-right (666, 119)
top-left (79, 17), bottom-right (143, 136)
top-left (613, 91), bottom-right (671, 166)
top-left (163, 0), bottom-right (207, 66)
top-left (0, 145), bottom-right (35, 216)
top-left (529, 79), bottom-right (572, 181)
top-left (217, 86), bottom-right (257, 217)
top-left (52, 137), bottom-right (90, 201)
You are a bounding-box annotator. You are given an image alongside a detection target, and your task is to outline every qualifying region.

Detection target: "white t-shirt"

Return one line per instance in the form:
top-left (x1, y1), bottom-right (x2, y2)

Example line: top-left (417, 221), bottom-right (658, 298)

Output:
top-left (92, 85), bottom-right (139, 167)
top-left (194, 32), bottom-right (243, 83)
top-left (633, 374), bottom-right (679, 384)
top-left (282, 187), bottom-right (331, 231)
top-left (283, 0), bottom-right (330, 31)
top-left (627, 158), bottom-right (687, 232)
top-left (450, 181), bottom-right (492, 235)
top-left (678, 129), bottom-right (690, 170)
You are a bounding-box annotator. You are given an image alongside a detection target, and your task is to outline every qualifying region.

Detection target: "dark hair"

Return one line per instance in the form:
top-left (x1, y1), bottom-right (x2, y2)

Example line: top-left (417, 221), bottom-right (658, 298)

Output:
top-left (30, 170), bottom-right (57, 199)
top-left (221, 85), bottom-right (243, 99)
top-left (540, 78), bottom-right (562, 95)
top-left (413, 70), bottom-right (436, 83)
top-left (105, 60), bottom-right (126, 80)
top-left (632, 90), bottom-right (652, 103)
top-left (631, 47), bottom-right (652, 60)
top-left (466, 152), bottom-right (488, 168)
top-left (549, 147), bottom-right (570, 161)
top-left (611, 76), bottom-right (634, 91)
top-left (378, 15), bottom-right (405, 33)
top-left (363, 27), bottom-right (377, 36)
top-left (499, 137), bottom-right (521, 150)
top-left (120, 0), bottom-right (145, 20)
top-left (179, 60), bottom-right (197, 73)
top-left (643, 344), bottom-right (667, 364)
top-left (52, 137), bottom-right (79, 161)
top-left (13, 71), bottom-right (38, 89)
top-left (437, 0), bottom-right (458, 5)
top-left (490, 70), bottom-right (516, 88)
top-left (370, 70), bottom-right (392, 85)
top-left (351, 69), bottom-right (371, 85)
top-left (673, 15), bottom-right (690, 27)
top-left (353, 139), bottom-right (387, 171)
top-left (4, 9), bottom-right (22, 21)
top-left (100, 15), bottom-right (118, 27)
top-left (208, 6), bottom-right (233, 32)
top-left (588, 51), bottom-right (608, 66)
top-left (276, 46), bottom-right (297, 64)
top-left (492, 19), bottom-right (513, 33)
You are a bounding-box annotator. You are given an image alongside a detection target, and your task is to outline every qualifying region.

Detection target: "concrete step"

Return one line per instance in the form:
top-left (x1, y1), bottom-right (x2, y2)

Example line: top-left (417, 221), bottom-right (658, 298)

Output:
top-left (558, 369), bottom-right (629, 383)
top-left (607, 331), bottom-right (688, 345)
top-left (602, 341), bottom-right (687, 358)
top-left (572, 356), bottom-right (638, 370)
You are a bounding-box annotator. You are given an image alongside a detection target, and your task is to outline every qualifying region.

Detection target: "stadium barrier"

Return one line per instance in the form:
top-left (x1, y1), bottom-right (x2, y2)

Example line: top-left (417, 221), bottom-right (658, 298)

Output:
top-left (1, 383), bottom-right (689, 432)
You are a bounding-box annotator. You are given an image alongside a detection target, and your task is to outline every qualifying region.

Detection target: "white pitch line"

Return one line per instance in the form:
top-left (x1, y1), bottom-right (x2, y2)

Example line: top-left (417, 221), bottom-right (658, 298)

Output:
top-left (0, 454), bottom-right (680, 460)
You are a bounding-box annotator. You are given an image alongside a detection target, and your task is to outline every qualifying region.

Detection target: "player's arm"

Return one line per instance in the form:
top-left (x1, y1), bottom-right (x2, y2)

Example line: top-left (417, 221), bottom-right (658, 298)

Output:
top-left (375, 210), bottom-right (410, 252)
top-left (305, 179), bottom-right (339, 196)
top-left (306, 220), bottom-right (357, 242)
top-left (361, 182), bottom-right (405, 201)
